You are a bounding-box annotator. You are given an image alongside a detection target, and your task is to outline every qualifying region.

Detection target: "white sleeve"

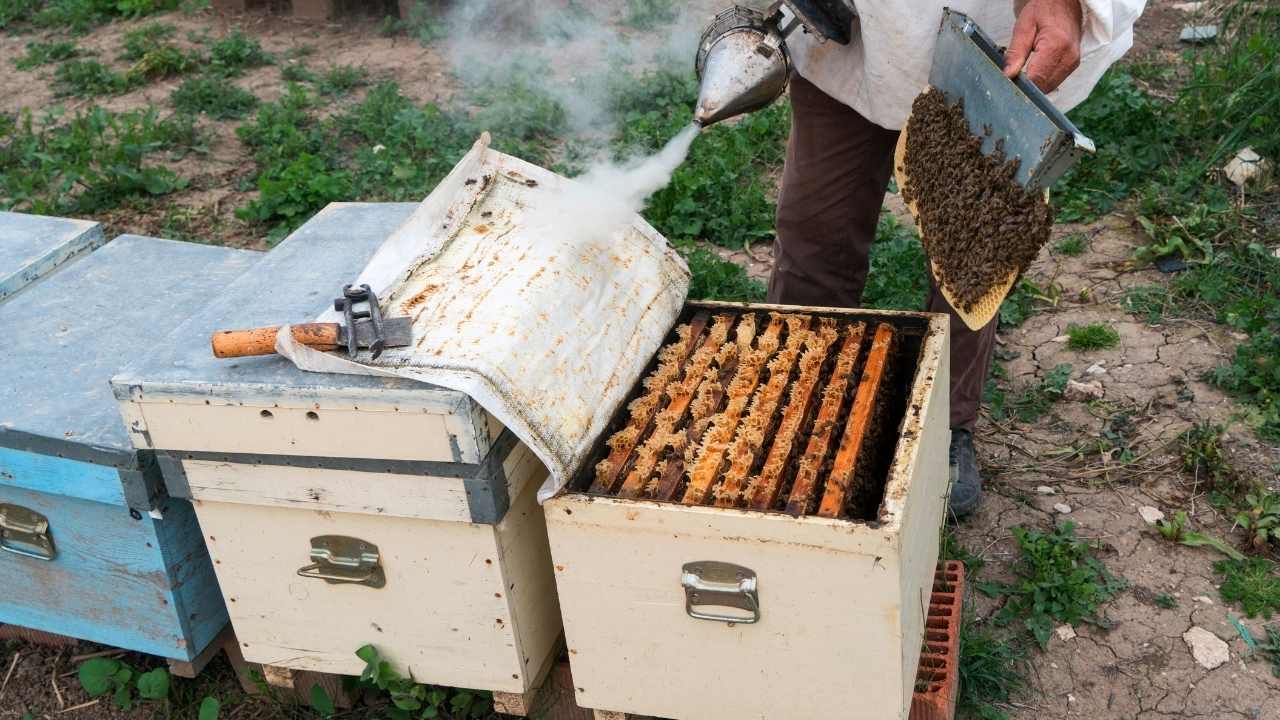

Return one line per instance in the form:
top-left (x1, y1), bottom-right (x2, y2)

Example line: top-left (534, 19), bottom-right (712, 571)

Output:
top-left (1078, 0), bottom-right (1147, 54)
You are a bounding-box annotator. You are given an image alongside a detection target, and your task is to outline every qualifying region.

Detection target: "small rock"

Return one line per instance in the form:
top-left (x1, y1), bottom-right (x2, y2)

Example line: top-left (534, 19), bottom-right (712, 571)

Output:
top-left (1086, 362), bottom-right (1107, 376)
top-left (1183, 626), bottom-right (1229, 669)
top-left (1056, 625), bottom-right (1077, 641)
top-left (1180, 24), bottom-right (1218, 43)
top-left (1051, 334), bottom-right (1070, 343)
top-left (1054, 503), bottom-right (1073, 515)
top-left (1171, 1), bottom-right (1205, 10)
top-left (1065, 379), bottom-right (1105, 401)
top-left (1139, 506), bottom-right (1165, 524)
top-left (1036, 485), bottom-right (1056, 495)
top-left (1223, 147), bottom-right (1270, 187)
top-left (1193, 595), bottom-right (1214, 605)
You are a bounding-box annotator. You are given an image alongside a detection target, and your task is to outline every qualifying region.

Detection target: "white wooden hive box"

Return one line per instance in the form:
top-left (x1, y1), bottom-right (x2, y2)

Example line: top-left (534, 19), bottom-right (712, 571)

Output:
top-left (544, 301), bottom-right (951, 720)
top-left (111, 203), bottom-right (561, 694)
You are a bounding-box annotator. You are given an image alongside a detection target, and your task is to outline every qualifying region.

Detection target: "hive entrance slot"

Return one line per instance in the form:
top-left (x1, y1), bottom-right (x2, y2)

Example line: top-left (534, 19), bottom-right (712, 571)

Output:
top-left (576, 306), bottom-right (924, 522)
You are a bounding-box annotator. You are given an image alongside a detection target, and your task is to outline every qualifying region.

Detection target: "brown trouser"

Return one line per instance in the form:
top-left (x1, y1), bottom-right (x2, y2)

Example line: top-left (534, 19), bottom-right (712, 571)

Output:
top-left (767, 75), bottom-right (998, 431)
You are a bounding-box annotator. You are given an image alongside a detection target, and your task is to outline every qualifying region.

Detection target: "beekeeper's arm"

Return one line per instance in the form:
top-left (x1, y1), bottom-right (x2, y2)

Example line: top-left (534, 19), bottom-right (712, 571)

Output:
top-left (1003, 0), bottom-right (1147, 92)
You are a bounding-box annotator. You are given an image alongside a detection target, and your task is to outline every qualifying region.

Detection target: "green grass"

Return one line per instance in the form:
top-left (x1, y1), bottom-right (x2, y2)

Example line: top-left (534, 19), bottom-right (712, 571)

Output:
top-left (54, 59), bottom-right (135, 96)
top-left (5, 0), bottom-right (181, 33)
top-left (208, 30), bottom-right (271, 77)
top-left (957, 618), bottom-right (1026, 720)
top-left (0, 0), bottom-right (41, 28)
top-left (14, 40), bottom-right (79, 69)
top-left (1260, 623), bottom-right (1280, 677)
top-left (682, 245), bottom-right (765, 302)
top-left (1, 106), bottom-right (196, 215)
top-left (1121, 285), bottom-right (1176, 325)
top-left (977, 522), bottom-right (1126, 648)
top-left (1056, 3), bottom-right (1280, 443)
top-left (468, 62), bottom-right (568, 164)
top-left (863, 214), bottom-right (928, 311)
top-left (1053, 233), bottom-right (1088, 257)
top-left (316, 64), bottom-right (368, 97)
top-left (1215, 557), bottom-right (1280, 619)
top-left (235, 82), bottom-right (475, 242)
top-left (1155, 592), bottom-right (1177, 609)
top-left (624, 0), bottom-right (677, 30)
top-left (172, 76), bottom-right (258, 119)
top-left (1066, 323), bottom-right (1120, 351)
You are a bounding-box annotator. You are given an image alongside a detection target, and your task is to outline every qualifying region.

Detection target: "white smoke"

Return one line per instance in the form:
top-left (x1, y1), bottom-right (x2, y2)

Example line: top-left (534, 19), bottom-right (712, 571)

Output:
top-left (433, 1), bottom-right (712, 240)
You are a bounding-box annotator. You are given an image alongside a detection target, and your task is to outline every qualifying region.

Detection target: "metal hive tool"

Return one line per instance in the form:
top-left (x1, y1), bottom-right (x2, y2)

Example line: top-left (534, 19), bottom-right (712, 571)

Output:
top-left (586, 308), bottom-right (904, 521)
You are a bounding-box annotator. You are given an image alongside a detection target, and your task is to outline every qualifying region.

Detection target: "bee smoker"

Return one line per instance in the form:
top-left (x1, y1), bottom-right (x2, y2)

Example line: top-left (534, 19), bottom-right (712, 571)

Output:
top-left (693, 1), bottom-right (858, 127)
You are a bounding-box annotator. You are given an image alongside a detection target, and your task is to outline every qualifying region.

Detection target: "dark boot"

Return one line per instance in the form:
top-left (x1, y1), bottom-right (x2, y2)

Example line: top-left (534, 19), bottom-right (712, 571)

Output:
top-left (948, 429), bottom-right (983, 518)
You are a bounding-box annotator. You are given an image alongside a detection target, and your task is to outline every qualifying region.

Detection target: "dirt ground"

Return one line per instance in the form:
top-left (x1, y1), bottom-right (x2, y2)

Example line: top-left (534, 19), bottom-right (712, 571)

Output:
top-left (0, 9), bottom-right (456, 248)
top-left (3, 0), bottom-right (1280, 719)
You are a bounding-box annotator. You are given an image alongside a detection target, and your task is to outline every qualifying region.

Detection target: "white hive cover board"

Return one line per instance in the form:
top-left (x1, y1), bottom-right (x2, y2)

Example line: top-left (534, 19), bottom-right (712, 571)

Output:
top-left (278, 134), bottom-right (691, 500)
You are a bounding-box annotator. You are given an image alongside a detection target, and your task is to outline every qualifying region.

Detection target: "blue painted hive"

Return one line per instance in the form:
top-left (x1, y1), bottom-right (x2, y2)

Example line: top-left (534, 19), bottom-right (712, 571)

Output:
top-left (0, 220), bottom-right (259, 661)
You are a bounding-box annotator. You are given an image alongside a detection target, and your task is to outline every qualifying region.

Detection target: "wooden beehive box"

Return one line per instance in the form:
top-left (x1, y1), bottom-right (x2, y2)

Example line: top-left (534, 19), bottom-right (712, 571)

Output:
top-left (544, 302), bottom-right (951, 720)
top-left (112, 203), bottom-right (563, 696)
top-left (0, 220), bottom-right (259, 661)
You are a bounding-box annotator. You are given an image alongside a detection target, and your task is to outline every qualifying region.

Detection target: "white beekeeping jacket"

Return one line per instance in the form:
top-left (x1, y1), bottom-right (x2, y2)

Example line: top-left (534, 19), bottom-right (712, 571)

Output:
top-left (789, 0), bottom-right (1147, 129)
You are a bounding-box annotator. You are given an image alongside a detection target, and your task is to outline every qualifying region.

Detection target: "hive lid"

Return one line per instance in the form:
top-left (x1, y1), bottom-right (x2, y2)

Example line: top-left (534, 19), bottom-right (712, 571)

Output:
top-left (277, 136), bottom-right (691, 502)
top-left (0, 211), bottom-right (104, 301)
top-left (0, 236), bottom-right (259, 469)
top-left (111, 203), bottom-right (458, 404)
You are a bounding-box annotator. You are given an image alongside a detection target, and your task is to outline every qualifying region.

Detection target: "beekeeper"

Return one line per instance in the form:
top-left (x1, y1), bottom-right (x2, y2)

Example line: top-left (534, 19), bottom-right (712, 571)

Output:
top-left (770, 0), bottom-right (1146, 518)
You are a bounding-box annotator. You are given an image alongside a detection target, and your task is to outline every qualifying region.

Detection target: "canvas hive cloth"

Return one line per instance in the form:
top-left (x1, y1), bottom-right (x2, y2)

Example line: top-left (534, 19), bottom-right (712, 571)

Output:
top-left (278, 134), bottom-right (691, 501)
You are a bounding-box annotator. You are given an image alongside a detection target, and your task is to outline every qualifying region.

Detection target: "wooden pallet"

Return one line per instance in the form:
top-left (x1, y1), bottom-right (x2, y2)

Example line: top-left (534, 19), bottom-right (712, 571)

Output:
top-left (585, 562), bottom-right (967, 720)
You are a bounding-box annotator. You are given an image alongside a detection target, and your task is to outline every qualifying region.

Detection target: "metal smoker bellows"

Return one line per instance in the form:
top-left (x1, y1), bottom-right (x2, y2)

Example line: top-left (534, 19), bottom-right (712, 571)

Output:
top-left (693, 1), bottom-right (857, 126)
top-left (580, 307), bottom-right (920, 521)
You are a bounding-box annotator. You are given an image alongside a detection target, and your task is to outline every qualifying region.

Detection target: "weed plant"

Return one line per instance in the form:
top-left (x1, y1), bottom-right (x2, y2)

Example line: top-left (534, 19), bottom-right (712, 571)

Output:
top-left (316, 64), bottom-right (368, 97)
top-left (280, 62), bottom-right (317, 83)
top-left (120, 22), bottom-right (175, 60)
top-left (1066, 322), bottom-right (1120, 351)
top-left (1, 106), bottom-right (196, 214)
top-left (977, 522), bottom-right (1126, 648)
top-left (54, 59), bottom-right (135, 96)
top-left (863, 214), bottom-right (928, 311)
top-left (988, 363), bottom-right (1073, 423)
top-left (172, 76), bottom-right (258, 119)
top-left (14, 40), bottom-right (79, 69)
top-left (208, 30), bottom-right (271, 77)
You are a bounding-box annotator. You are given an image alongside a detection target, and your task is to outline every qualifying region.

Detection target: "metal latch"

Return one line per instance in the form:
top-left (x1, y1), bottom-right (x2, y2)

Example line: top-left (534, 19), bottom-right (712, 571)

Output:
top-left (681, 561), bottom-right (759, 624)
top-left (0, 504), bottom-right (57, 561)
top-left (296, 535), bottom-right (385, 588)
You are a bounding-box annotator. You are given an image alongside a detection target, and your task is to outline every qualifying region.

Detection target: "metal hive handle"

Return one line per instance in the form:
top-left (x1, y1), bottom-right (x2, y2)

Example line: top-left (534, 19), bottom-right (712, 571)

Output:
top-left (681, 561), bottom-right (760, 624)
top-left (296, 535), bottom-right (386, 589)
top-left (0, 503), bottom-right (57, 561)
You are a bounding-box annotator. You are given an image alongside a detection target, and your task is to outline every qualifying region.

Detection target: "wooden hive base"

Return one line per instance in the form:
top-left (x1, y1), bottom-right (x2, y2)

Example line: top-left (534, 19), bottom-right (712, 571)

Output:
top-left (585, 562), bottom-right (966, 720)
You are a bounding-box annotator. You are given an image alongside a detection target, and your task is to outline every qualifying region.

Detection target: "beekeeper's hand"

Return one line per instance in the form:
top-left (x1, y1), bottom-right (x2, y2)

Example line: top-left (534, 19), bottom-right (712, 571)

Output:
top-left (1003, 0), bottom-right (1084, 92)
